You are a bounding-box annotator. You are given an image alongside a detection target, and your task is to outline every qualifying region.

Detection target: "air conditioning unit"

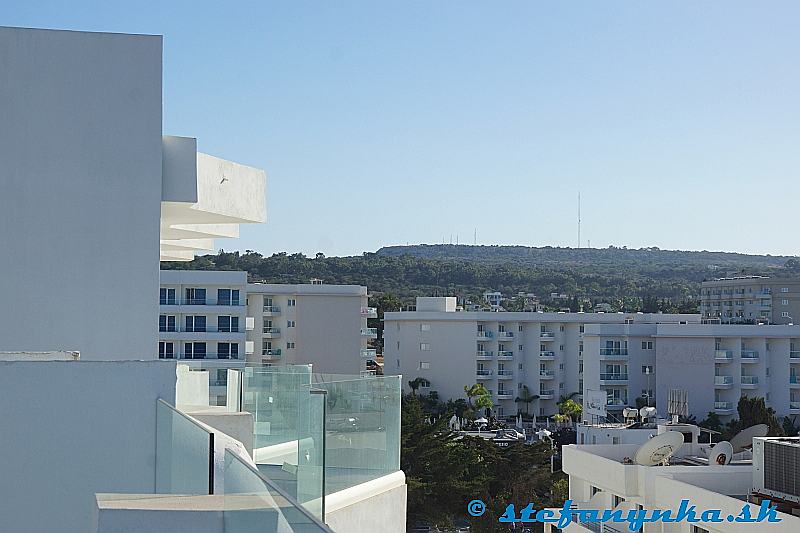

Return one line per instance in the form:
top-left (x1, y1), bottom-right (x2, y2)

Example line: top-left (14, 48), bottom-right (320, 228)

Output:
top-left (753, 437), bottom-right (800, 503)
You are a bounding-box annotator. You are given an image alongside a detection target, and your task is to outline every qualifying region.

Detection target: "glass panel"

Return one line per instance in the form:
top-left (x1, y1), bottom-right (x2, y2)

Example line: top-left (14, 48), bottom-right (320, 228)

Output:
top-left (297, 388), bottom-right (325, 520)
top-left (223, 449), bottom-right (331, 532)
top-left (155, 399), bottom-right (212, 494)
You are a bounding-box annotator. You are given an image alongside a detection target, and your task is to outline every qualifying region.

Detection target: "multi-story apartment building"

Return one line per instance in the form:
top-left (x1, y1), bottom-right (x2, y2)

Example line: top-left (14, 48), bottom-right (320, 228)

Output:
top-left (700, 276), bottom-right (800, 324)
top-left (383, 297), bottom-right (698, 417)
top-left (583, 323), bottom-right (800, 420)
top-left (159, 270), bottom-right (251, 403)
top-left (247, 282), bottom-right (375, 374)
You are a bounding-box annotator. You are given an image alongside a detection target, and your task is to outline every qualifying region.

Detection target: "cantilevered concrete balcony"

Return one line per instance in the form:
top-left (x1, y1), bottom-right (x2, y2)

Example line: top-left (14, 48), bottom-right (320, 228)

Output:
top-left (160, 136), bottom-right (266, 261)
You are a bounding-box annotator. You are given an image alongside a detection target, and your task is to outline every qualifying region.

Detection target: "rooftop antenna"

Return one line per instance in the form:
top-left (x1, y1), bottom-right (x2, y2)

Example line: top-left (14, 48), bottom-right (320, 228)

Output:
top-left (474, 228), bottom-right (477, 245)
top-left (577, 192), bottom-right (581, 249)
top-left (667, 389), bottom-right (689, 424)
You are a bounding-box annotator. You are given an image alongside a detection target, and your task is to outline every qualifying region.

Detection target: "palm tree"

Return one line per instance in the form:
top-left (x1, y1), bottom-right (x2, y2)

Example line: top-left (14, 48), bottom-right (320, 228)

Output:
top-left (408, 377), bottom-right (427, 397)
top-left (514, 385), bottom-right (539, 416)
top-left (464, 383), bottom-right (490, 410)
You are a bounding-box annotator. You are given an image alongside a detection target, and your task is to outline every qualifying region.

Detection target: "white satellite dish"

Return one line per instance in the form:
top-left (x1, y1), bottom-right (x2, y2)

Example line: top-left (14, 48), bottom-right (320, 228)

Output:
top-left (623, 407), bottom-right (638, 419)
top-left (707, 441), bottom-right (733, 465)
top-left (640, 407), bottom-right (657, 420)
top-left (633, 431), bottom-right (684, 466)
top-left (729, 424), bottom-right (769, 453)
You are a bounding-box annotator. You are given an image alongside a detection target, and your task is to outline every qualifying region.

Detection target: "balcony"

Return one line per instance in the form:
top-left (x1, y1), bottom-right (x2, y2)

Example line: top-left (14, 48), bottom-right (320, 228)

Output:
top-left (262, 327), bottom-right (281, 338)
top-left (476, 370), bottom-right (493, 379)
top-left (714, 375), bottom-right (733, 388)
top-left (714, 401), bottom-right (735, 413)
top-left (160, 297), bottom-right (245, 307)
top-left (361, 327), bottom-right (378, 338)
top-left (361, 306), bottom-right (378, 318)
top-left (539, 332), bottom-right (555, 340)
top-left (714, 350), bottom-right (733, 361)
top-left (539, 351), bottom-right (556, 360)
top-left (497, 331), bottom-right (515, 339)
top-left (361, 348), bottom-right (377, 359)
top-left (497, 391), bottom-right (514, 400)
top-left (178, 353), bottom-right (242, 360)
top-left (497, 350), bottom-right (514, 360)
top-left (539, 389), bottom-right (555, 399)
top-left (540, 370), bottom-right (555, 380)
top-left (476, 350), bottom-right (494, 360)
top-left (790, 402), bottom-right (800, 412)
top-left (791, 376), bottom-right (800, 387)
top-left (741, 350), bottom-right (759, 361)
top-left (497, 370), bottom-right (514, 379)
top-left (599, 349), bottom-right (629, 360)
top-left (262, 305), bottom-right (281, 315)
top-left (741, 375), bottom-right (759, 388)
top-left (261, 348), bottom-right (282, 359)
top-left (606, 399), bottom-right (628, 409)
top-left (791, 351), bottom-right (800, 359)
top-left (600, 373), bottom-right (629, 384)
top-left (477, 331), bottom-right (494, 339)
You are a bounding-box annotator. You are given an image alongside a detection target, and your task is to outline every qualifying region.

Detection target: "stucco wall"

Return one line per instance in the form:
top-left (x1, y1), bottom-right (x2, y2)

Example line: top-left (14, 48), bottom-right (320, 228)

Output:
top-left (0, 27), bottom-right (163, 360)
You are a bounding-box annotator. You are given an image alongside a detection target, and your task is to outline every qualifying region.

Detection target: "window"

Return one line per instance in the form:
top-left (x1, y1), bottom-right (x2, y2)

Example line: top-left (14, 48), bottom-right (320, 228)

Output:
top-left (559, 345), bottom-right (564, 351)
top-left (159, 288), bottom-right (176, 305)
top-left (420, 324), bottom-right (430, 331)
top-left (579, 362), bottom-right (583, 373)
top-left (518, 344), bottom-right (524, 352)
top-left (579, 325), bottom-right (585, 333)
top-left (287, 342), bottom-right (295, 349)
top-left (783, 312), bottom-right (791, 318)
top-left (518, 363), bottom-right (523, 370)
top-left (642, 365), bottom-right (654, 374)
top-left (159, 315), bottom-right (176, 332)
top-left (186, 315), bottom-right (206, 333)
top-left (217, 316), bottom-right (239, 333)
top-left (783, 299), bottom-right (789, 305)
top-left (419, 362), bottom-right (430, 370)
top-left (518, 325), bottom-right (523, 332)
top-left (559, 363), bottom-right (564, 370)
top-left (396, 359), bottom-right (400, 368)
top-left (782, 287), bottom-right (790, 293)
top-left (158, 342), bottom-right (174, 359)
top-left (641, 341), bottom-right (653, 350)
top-left (287, 320), bottom-right (296, 328)
top-left (560, 325), bottom-right (565, 332)
top-left (218, 342), bottom-right (239, 359)
top-left (518, 383), bottom-right (523, 389)
top-left (559, 383), bottom-right (564, 389)
top-left (217, 288), bottom-right (240, 306)
top-left (287, 299), bottom-right (297, 306)
top-left (185, 342), bottom-right (206, 359)
top-left (420, 343), bottom-right (431, 351)
top-left (498, 325), bottom-right (505, 332)
top-left (185, 288), bottom-right (206, 305)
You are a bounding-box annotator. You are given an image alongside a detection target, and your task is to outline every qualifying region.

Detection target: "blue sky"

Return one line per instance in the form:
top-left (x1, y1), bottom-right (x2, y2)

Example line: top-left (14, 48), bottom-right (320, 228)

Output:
top-left (6, 1), bottom-right (799, 257)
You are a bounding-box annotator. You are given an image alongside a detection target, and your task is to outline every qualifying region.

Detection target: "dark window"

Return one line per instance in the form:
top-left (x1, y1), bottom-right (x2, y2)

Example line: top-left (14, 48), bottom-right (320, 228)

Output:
top-left (185, 288), bottom-right (206, 305)
top-left (160, 288), bottom-right (176, 305)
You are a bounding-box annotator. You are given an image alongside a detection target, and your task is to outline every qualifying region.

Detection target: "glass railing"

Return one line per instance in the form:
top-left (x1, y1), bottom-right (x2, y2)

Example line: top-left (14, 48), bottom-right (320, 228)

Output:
top-left (263, 306), bottom-right (281, 313)
top-left (476, 370), bottom-right (492, 376)
top-left (600, 373), bottom-right (629, 381)
top-left (540, 389), bottom-right (555, 396)
top-left (791, 402), bottom-right (800, 410)
top-left (714, 350), bottom-right (733, 360)
top-left (360, 328), bottom-right (378, 336)
top-left (360, 348), bottom-right (377, 358)
top-left (263, 327), bottom-right (281, 334)
top-left (223, 449), bottom-right (331, 531)
top-left (262, 349), bottom-right (282, 357)
top-left (600, 349), bottom-right (629, 356)
top-left (715, 401), bottom-right (734, 410)
top-left (540, 351), bottom-right (555, 357)
top-left (791, 351), bottom-right (800, 359)
top-left (161, 298), bottom-right (244, 306)
top-left (497, 331), bottom-right (514, 338)
top-left (155, 399), bottom-right (214, 495)
top-left (741, 350), bottom-right (759, 359)
top-left (477, 331), bottom-right (494, 338)
top-left (791, 376), bottom-right (799, 384)
top-left (715, 376), bottom-right (733, 385)
top-left (741, 376), bottom-right (759, 385)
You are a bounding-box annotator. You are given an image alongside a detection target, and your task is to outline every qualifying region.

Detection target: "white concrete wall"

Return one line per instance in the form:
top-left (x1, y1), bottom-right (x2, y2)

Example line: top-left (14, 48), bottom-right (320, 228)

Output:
top-left (0, 360), bottom-right (177, 533)
top-left (0, 27), bottom-right (163, 360)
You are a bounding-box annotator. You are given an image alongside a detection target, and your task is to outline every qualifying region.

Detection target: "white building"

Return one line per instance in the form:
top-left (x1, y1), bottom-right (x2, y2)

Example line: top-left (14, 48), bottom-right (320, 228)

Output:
top-left (552, 433), bottom-right (800, 533)
top-left (0, 26), bottom-right (265, 360)
top-left (246, 282), bottom-right (375, 375)
top-left (700, 276), bottom-right (800, 325)
top-left (383, 297), bottom-right (698, 417)
top-left (0, 26), bottom-right (405, 533)
top-left (583, 323), bottom-right (800, 421)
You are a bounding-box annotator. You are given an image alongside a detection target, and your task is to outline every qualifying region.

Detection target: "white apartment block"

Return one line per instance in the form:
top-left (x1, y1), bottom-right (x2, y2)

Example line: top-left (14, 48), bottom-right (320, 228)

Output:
top-left (246, 282), bottom-right (375, 375)
top-left (583, 323), bottom-right (800, 421)
top-left (701, 276), bottom-right (800, 325)
top-left (383, 297), bottom-right (698, 417)
top-left (553, 434), bottom-right (800, 533)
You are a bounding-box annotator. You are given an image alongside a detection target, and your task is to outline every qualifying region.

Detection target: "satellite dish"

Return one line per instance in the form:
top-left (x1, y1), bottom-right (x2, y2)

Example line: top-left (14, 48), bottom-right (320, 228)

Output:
top-left (640, 407), bottom-right (657, 420)
top-left (623, 407), bottom-right (638, 419)
top-left (729, 424), bottom-right (769, 453)
top-left (633, 431), bottom-right (684, 466)
top-left (707, 441), bottom-right (733, 465)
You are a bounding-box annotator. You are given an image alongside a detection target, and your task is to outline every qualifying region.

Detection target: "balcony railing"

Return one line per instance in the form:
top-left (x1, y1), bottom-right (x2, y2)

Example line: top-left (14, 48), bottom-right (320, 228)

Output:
top-left (497, 370), bottom-right (514, 377)
top-left (791, 376), bottom-right (800, 384)
top-left (361, 327), bottom-right (378, 337)
top-left (540, 332), bottom-right (555, 339)
top-left (741, 350), bottom-right (759, 360)
top-left (741, 376), bottom-right (759, 385)
top-left (178, 353), bottom-right (241, 360)
top-left (360, 348), bottom-right (377, 359)
top-left (540, 370), bottom-right (555, 377)
top-left (160, 298), bottom-right (244, 306)
top-left (600, 373), bottom-right (628, 381)
top-left (477, 331), bottom-right (494, 339)
top-left (539, 389), bottom-right (555, 397)
top-left (261, 349), bottom-right (282, 358)
top-left (497, 351), bottom-right (514, 359)
top-left (497, 331), bottom-right (515, 339)
top-left (361, 306), bottom-right (378, 317)
top-left (606, 398), bottom-right (628, 407)
top-left (497, 391), bottom-right (513, 399)
top-left (263, 327), bottom-right (281, 335)
top-left (540, 351), bottom-right (555, 358)
top-left (160, 326), bottom-right (242, 333)
top-left (715, 401), bottom-right (734, 410)
top-left (476, 350), bottom-right (493, 360)
top-left (791, 402), bottom-right (800, 410)
top-left (714, 350), bottom-right (733, 361)
top-left (262, 305), bottom-right (281, 314)
top-left (600, 349), bottom-right (629, 356)
top-left (714, 375), bottom-right (733, 386)
top-left (476, 370), bottom-right (492, 377)
top-left (791, 351), bottom-right (800, 359)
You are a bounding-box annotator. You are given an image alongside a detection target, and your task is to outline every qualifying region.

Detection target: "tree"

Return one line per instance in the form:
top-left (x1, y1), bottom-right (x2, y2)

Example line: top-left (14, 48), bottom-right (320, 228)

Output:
top-left (724, 396), bottom-right (785, 439)
top-left (514, 385), bottom-right (539, 416)
top-left (464, 384), bottom-right (492, 412)
top-left (408, 377), bottom-right (427, 397)
top-left (556, 398), bottom-right (582, 423)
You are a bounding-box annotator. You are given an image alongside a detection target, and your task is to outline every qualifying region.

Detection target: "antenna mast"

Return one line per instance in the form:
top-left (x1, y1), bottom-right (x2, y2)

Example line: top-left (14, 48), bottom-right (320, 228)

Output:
top-left (577, 192), bottom-right (581, 249)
